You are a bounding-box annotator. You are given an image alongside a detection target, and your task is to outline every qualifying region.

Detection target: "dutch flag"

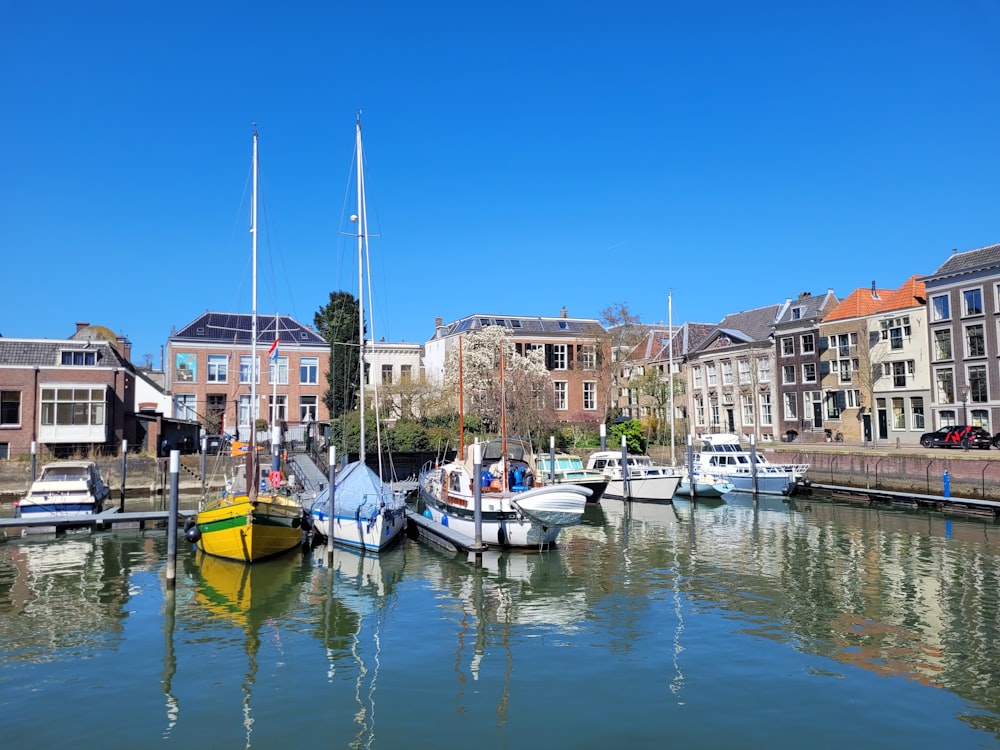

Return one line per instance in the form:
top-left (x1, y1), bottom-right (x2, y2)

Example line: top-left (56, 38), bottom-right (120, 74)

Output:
top-left (268, 337), bottom-right (279, 361)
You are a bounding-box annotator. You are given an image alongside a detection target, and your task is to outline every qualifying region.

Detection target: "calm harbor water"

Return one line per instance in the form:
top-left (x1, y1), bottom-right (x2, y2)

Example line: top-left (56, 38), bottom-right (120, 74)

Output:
top-left (2, 491), bottom-right (1000, 748)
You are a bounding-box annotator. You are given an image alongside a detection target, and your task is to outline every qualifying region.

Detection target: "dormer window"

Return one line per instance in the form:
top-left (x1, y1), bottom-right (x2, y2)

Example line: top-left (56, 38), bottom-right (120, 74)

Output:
top-left (196, 327), bottom-right (205, 336)
top-left (61, 350), bottom-right (97, 366)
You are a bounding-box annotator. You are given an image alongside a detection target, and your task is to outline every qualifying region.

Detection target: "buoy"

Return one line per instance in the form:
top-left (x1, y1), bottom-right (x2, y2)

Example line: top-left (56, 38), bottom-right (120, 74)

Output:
top-left (422, 509), bottom-right (433, 519)
top-left (441, 515), bottom-right (449, 527)
top-left (184, 516), bottom-right (201, 543)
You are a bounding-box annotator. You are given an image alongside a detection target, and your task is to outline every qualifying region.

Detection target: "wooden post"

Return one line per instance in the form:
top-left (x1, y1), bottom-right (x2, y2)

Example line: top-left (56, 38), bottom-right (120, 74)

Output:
top-left (120, 439), bottom-right (128, 512)
top-left (326, 446), bottom-right (336, 564)
top-left (472, 441), bottom-right (484, 552)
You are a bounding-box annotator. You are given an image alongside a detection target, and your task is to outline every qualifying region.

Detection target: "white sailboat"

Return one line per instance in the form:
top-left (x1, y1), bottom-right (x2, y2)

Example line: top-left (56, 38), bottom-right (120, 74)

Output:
top-left (310, 117), bottom-right (407, 553)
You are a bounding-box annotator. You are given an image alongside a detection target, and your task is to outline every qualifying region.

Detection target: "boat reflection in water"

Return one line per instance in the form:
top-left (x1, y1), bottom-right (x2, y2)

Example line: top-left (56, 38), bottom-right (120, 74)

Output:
top-left (182, 549), bottom-right (306, 747)
top-left (306, 542), bottom-right (405, 748)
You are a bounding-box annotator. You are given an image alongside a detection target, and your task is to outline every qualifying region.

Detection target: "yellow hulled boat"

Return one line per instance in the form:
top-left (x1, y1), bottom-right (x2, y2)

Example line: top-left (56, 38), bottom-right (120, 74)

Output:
top-left (194, 489), bottom-right (305, 563)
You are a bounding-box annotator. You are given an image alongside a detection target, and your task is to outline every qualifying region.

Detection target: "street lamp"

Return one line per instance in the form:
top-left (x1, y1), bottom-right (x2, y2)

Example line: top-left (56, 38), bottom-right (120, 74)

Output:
top-left (960, 384), bottom-right (970, 426)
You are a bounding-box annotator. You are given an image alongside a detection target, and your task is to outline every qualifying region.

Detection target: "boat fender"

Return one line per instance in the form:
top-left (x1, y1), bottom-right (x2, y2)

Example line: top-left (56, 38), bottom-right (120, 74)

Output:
top-left (300, 513), bottom-right (312, 531)
top-left (441, 514), bottom-right (449, 527)
top-left (183, 516), bottom-right (201, 543)
top-left (423, 508), bottom-right (433, 519)
top-left (497, 527), bottom-right (506, 547)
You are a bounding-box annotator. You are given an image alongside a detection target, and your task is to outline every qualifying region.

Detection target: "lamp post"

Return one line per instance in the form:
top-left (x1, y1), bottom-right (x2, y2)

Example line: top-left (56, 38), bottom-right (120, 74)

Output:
top-left (960, 384), bottom-right (970, 426)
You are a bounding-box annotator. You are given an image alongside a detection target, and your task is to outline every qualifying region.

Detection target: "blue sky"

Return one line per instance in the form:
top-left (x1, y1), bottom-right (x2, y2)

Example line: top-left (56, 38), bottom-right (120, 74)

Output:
top-left (2, 1), bottom-right (998, 367)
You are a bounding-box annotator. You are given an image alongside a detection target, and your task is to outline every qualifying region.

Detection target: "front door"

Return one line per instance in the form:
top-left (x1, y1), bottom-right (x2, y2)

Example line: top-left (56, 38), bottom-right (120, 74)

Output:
top-left (726, 408), bottom-right (735, 432)
top-left (812, 402), bottom-right (823, 429)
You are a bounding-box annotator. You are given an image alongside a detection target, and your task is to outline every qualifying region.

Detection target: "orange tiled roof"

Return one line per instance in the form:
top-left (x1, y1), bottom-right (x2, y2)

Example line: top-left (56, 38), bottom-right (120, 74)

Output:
top-left (823, 276), bottom-right (926, 321)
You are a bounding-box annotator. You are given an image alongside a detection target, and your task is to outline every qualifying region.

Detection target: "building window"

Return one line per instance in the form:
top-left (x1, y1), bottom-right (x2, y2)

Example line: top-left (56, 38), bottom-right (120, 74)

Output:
top-left (741, 394), bottom-right (754, 425)
top-left (382, 364), bottom-right (393, 384)
top-left (825, 391), bottom-right (841, 419)
top-left (782, 365), bottom-right (795, 384)
top-left (40, 387), bottom-right (105, 427)
top-left (400, 364), bottom-right (412, 382)
top-left (933, 329), bottom-right (952, 361)
top-left (934, 368), bottom-right (955, 404)
top-left (693, 366), bottom-right (703, 388)
top-left (781, 337), bottom-right (794, 356)
top-left (801, 334), bottom-right (815, 354)
top-left (174, 352), bottom-right (196, 383)
top-left (300, 396), bottom-right (317, 422)
top-left (583, 381), bottom-right (596, 410)
top-left (269, 356), bottom-right (289, 385)
top-left (552, 344), bottom-right (567, 370)
top-left (939, 410), bottom-right (957, 427)
top-left (0, 391), bottom-right (20, 426)
top-left (238, 394), bottom-right (257, 430)
top-left (760, 392), bottom-right (772, 426)
top-left (783, 392), bottom-right (797, 420)
top-left (721, 360), bottom-right (733, 386)
top-left (892, 397), bottom-right (905, 429)
top-left (836, 332), bottom-right (856, 357)
top-left (240, 355), bottom-right (260, 384)
top-left (710, 401), bottom-right (719, 427)
top-left (695, 396), bottom-right (705, 426)
top-left (970, 364), bottom-right (988, 403)
top-left (802, 363), bottom-right (816, 383)
top-left (757, 358), bottom-right (771, 383)
top-left (846, 389), bottom-right (862, 409)
top-left (706, 363), bottom-right (717, 386)
top-left (738, 359), bottom-right (751, 384)
top-left (931, 294), bottom-right (950, 322)
top-left (838, 359), bottom-right (857, 384)
top-left (60, 350), bottom-right (97, 366)
top-left (971, 408), bottom-right (989, 429)
top-left (0, 443), bottom-right (7, 459)
top-left (300, 357), bottom-right (319, 385)
top-left (267, 395), bottom-right (287, 422)
top-left (207, 354), bottom-right (228, 383)
top-left (911, 397), bottom-right (925, 430)
top-left (891, 361), bottom-right (907, 388)
top-left (207, 394), bottom-right (225, 433)
top-left (174, 395), bottom-right (197, 421)
top-left (965, 324), bottom-right (986, 358)
top-left (880, 316), bottom-right (910, 350)
top-left (963, 288), bottom-right (983, 316)
top-left (579, 345), bottom-right (596, 370)
top-left (554, 381), bottom-right (567, 410)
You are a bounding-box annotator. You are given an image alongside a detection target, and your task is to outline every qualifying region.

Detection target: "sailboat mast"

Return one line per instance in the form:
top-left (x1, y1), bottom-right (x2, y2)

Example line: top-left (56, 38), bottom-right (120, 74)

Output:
top-left (249, 128), bottom-right (259, 500)
top-left (355, 118), bottom-right (366, 463)
top-left (669, 289), bottom-right (675, 467)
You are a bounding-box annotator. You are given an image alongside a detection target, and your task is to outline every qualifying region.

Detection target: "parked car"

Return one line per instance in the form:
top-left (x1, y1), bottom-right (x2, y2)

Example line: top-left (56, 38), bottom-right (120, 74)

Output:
top-left (919, 425), bottom-right (992, 449)
top-left (993, 432), bottom-right (1000, 449)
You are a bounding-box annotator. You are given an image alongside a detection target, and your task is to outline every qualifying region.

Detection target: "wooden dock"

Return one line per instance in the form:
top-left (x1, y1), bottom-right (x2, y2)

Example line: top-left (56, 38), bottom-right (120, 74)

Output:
top-left (0, 506), bottom-right (196, 535)
top-left (806, 482), bottom-right (1000, 519)
top-left (405, 509), bottom-right (482, 553)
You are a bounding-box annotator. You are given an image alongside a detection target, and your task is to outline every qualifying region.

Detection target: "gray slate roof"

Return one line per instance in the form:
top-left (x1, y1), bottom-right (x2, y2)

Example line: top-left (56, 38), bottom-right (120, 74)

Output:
top-left (171, 312), bottom-right (326, 347)
top-left (923, 242), bottom-right (1000, 281)
top-left (0, 339), bottom-right (130, 369)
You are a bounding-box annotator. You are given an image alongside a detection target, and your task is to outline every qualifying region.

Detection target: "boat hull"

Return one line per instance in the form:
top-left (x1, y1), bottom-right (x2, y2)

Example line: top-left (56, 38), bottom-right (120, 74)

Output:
top-left (603, 474), bottom-right (680, 503)
top-left (310, 509), bottom-right (405, 553)
top-left (195, 494), bottom-right (304, 563)
top-left (512, 484), bottom-right (590, 526)
top-left (719, 473), bottom-right (799, 495)
top-left (677, 476), bottom-right (734, 498)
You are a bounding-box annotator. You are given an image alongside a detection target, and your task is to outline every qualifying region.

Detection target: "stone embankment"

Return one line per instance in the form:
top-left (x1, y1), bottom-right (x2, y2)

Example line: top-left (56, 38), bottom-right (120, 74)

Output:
top-left (650, 442), bottom-right (1000, 502)
top-left (0, 455), bottom-right (231, 504)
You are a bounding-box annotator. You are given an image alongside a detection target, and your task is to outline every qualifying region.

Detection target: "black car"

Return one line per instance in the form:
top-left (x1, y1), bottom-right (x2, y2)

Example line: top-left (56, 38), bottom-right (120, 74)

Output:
top-left (919, 425), bottom-right (992, 449)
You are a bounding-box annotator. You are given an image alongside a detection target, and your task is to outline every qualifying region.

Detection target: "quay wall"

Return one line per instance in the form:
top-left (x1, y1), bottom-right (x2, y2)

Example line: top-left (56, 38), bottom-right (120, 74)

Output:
top-left (0, 456), bottom-right (229, 504)
top-left (648, 444), bottom-right (1000, 502)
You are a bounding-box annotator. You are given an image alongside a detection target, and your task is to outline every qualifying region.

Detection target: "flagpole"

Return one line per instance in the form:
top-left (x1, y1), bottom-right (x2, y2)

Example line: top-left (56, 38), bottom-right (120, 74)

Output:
top-left (271, 313), bottom-right (280, 473)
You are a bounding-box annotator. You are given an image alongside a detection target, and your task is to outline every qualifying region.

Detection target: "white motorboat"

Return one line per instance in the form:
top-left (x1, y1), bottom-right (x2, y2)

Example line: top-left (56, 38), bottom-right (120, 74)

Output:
top-left (18, 461), bottom-right (111, 519)
top-left (693, 433), bottom-right (810, 495)
top-left (585, 451), bottom-right (681, 502)
top-left (534, 452), bottom-right (609, 502)
top-left (418, 437), bottom-right (590, 549)
top-left (677, 470), bottom-right (735, 498)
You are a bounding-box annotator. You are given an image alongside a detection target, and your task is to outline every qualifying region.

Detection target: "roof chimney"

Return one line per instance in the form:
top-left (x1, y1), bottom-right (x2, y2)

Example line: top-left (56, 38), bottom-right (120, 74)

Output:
top-left (116, 335), bottom-right (132, 363)
top-left (75, 322), bottom-right (90, 333)
top-left (560, 306), bottom-right (568, 318)
top-left (435, 317), bottom-right (442, 327)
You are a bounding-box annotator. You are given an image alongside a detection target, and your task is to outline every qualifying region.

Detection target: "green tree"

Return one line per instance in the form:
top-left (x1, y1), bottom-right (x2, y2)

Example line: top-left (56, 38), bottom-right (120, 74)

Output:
top-left (314, 291), bottom-right (361, 420)
top-left (609, 418), bottom-right (646, 454)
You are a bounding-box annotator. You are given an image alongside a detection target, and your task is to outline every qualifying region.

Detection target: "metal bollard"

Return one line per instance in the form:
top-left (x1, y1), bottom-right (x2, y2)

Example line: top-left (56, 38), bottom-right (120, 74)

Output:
top-left (943, 470), bottom-right (950, 498)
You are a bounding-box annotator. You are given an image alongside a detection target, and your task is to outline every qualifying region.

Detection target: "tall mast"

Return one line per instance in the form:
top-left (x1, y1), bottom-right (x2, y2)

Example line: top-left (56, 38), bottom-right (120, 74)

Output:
top-left (668, 289), bottom-right (675, 467)
top-left (249, 128), bottom-right (259, 500)
top-left (354, 117), bottom-right (366, 463)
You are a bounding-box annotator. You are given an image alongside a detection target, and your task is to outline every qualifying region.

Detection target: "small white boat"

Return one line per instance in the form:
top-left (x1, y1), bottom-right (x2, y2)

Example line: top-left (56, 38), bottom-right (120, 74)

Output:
top-left (585, 451), bottom-right (681, 502)
top-left (19, 461), bottom-right (111, 519)
top-left (677, 471), bottom-right (735, 498)
top-left (534, 453), bottom-right (609, 502)
top-left (419, 437), bottom-right (590, 549)
top-left (693, 433), bottom-right (810, 495)
top-left (309, 461), bottom-right (407, 553)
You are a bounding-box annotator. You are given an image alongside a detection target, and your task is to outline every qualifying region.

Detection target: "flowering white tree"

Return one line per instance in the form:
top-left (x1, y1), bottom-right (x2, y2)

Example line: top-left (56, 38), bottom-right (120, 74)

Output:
top-left (443, 325), bottom-right (554, 437)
